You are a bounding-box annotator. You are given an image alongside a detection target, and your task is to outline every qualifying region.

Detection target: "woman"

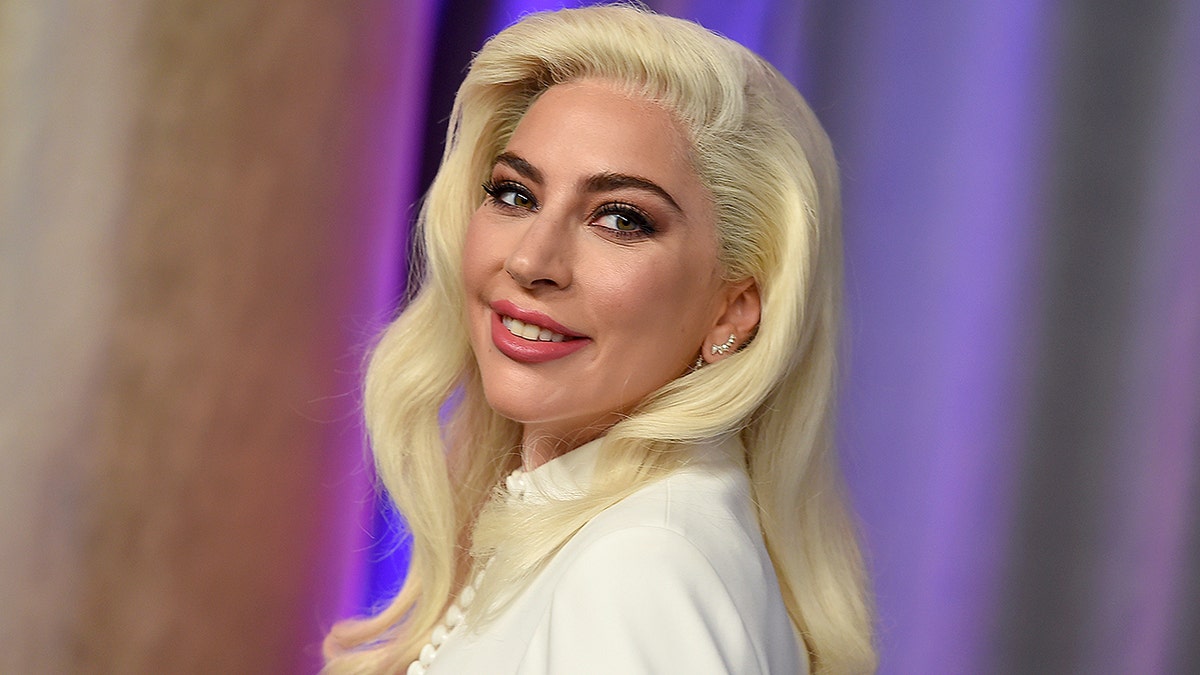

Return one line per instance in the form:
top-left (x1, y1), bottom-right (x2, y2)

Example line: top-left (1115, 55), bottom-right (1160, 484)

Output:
top-left (325, 5), bottom-right (874, 674)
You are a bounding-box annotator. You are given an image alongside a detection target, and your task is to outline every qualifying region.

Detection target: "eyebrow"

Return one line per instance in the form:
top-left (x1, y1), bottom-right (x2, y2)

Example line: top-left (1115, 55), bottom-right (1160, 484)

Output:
top-left (495, 152), bottom-right (544, 185)
top-left (493, 152), bottom-right (683, 215)
top-left (583, 172), bottom-right (682, 214)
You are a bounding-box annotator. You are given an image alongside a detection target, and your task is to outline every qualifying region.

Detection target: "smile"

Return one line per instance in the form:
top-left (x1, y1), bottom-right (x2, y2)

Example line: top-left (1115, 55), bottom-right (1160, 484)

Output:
top-left (501, 315), bottom-right (572, 342)
top-left (488, 301), bottom-right (590, 364)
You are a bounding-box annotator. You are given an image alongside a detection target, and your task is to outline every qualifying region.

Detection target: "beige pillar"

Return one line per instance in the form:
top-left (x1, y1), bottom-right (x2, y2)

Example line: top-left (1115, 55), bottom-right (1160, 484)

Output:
top-left (0, 2), bottom-right (434, 672)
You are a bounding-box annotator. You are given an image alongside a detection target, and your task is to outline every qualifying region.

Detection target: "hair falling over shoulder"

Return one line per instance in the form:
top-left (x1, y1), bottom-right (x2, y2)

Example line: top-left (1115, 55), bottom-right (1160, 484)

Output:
top-left (323, 5), bottom-right (876, 674)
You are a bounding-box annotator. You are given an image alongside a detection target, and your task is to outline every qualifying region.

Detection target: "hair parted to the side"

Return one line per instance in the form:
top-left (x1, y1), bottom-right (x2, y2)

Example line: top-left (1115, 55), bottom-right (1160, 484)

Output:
top-left (323, 5), bottom-right (875, 674)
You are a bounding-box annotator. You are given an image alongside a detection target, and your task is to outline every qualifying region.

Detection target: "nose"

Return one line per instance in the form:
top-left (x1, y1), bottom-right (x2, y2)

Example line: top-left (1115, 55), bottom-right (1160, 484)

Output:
top-left (504, 213), bottom-right (573, 289)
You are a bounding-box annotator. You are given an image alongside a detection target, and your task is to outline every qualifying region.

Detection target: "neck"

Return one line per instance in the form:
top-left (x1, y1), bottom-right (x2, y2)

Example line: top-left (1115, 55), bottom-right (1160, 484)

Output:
top-left (520, 426), bottom-right (603, 471)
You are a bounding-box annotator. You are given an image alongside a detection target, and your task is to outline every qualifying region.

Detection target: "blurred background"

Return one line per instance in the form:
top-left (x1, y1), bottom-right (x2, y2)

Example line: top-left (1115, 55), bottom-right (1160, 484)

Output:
top-left (2, 0), bottom-right (1196, 673)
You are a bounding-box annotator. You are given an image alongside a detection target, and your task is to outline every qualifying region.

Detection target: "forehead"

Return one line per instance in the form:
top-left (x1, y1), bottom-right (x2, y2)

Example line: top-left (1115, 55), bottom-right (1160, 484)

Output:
top-left (501, 80), bottom-right (699, 190)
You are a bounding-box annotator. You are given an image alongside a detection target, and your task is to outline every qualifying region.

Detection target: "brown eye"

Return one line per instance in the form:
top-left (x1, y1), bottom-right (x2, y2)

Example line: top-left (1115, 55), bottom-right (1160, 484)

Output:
top-left (482, 180), bottom-right (538, 210)
top-left (591, 203), bottom-right (656, 239)
top-left (596, 213), bottom-right (639, 231)
top-left (506, 191), bottom-right (533, 208)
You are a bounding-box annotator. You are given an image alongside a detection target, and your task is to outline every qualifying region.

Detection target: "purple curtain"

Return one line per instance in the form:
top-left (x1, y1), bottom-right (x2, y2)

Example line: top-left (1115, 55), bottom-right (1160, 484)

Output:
top-left (343, 1), bottom-right (1200, 672)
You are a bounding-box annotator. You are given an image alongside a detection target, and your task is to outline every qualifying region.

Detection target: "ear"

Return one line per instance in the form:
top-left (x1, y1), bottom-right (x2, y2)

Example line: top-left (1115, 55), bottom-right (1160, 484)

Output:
top-left (701, 279), bottom-right (761, 364)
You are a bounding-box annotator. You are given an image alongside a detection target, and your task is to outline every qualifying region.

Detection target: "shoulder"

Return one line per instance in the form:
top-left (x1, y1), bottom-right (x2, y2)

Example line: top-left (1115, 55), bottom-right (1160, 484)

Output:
top-left (582, 456), bottom-right (769, 579)
top-left (564, 456), bottom-right (783, 623)
top-left (518, 450), bottom-right (803, 674)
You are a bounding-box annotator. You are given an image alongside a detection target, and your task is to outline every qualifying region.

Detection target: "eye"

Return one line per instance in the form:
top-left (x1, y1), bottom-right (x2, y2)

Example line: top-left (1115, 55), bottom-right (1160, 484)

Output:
top-left (482, 180), bottom-right (537, 210)
top-left (591, 203), bottom-right (656, 239)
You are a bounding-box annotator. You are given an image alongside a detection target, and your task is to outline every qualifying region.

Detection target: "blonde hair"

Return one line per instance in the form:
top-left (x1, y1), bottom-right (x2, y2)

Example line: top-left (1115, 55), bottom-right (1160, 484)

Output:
top-left (324, 5), bottom-right (875, 674)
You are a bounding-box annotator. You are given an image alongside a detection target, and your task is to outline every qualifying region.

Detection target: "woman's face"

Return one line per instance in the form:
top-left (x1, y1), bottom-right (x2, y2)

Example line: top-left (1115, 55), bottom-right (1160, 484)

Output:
top-left (462, 80), bottom-right (737, 463)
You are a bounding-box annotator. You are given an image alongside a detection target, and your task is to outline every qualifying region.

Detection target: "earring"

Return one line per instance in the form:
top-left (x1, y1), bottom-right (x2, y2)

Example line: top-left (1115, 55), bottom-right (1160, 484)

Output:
top-left (710, 334), bottom-right (737, 356)
top-left (692, 354), bottom-right (705, 370)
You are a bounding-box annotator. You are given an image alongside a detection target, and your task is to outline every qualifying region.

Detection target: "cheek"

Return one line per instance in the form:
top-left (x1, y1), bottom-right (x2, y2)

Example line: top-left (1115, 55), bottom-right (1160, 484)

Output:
top-left (461, 215), bottom-right (493, 293)
top-left (595, 258), bottom-right (717, 348)
top-left (461, 216), bottom-right (503, 354)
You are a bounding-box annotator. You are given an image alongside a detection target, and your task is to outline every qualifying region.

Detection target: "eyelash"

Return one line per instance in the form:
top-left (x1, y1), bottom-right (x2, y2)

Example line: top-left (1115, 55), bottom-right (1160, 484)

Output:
top-left (592, 202), bottom-right (656, 239)
top-left (482, 180), bottom-right (536, 210)
top-left (481, 179), bottom-right (658, 240)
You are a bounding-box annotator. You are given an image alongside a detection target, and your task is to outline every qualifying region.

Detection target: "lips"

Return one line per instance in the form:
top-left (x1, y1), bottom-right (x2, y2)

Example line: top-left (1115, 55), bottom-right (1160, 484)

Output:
top-left (489, 300), bottom-right (590, 363)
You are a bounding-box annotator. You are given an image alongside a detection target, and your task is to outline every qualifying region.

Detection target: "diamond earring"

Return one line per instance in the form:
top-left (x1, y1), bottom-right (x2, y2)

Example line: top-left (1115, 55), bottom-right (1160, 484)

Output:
top-left (710, 334), bottom-right (737, 356)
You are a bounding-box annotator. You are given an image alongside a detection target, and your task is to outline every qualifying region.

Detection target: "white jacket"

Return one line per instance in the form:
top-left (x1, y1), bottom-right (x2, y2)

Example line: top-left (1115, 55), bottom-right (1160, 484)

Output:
top-left (426, 435), bottom-right (805, 674)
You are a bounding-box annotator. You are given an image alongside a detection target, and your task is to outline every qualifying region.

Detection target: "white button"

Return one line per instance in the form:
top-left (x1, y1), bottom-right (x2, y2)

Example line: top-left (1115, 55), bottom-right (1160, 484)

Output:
top-left (445, 604), bottom-right (464, 627)
top-left (418, 643), bottom-right (437, 666)
top-left (431, 624), bottom-right (448, 646)
top-left (406, 660), bottom-right (426, 675)
top-left (459, 585), bottom-right (476, 608)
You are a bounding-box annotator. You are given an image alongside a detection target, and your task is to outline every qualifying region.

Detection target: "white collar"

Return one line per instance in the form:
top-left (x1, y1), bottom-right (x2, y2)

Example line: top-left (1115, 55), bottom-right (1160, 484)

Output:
top-left (506, 437), bottom-right (603, 501)
top-left (504, 435), bottom-right (743, 502)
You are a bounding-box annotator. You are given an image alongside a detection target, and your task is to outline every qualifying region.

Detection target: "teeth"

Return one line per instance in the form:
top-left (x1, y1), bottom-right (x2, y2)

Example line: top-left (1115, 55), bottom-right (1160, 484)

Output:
top-left (501, 316), bottom-right (570, 343)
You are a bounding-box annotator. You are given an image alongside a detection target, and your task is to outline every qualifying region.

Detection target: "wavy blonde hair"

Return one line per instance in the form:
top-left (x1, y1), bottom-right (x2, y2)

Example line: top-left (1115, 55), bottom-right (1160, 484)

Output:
top-left (323, 5), bottom-right (874, 674)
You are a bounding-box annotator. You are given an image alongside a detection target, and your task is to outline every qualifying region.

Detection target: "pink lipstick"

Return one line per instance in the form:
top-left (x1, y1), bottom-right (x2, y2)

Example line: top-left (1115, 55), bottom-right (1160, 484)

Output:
top-left (489, 300), bottom-right (590, 364)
